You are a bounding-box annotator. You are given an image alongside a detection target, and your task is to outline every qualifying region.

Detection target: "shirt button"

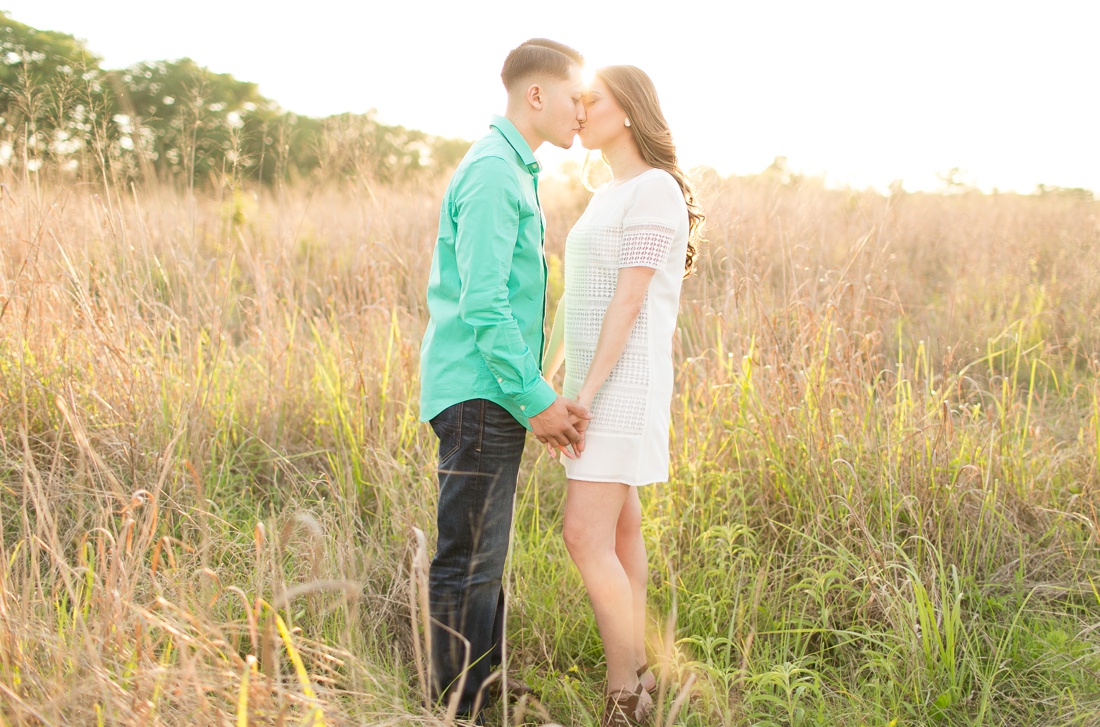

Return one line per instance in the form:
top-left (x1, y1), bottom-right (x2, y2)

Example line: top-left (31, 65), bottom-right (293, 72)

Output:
top-left (497, 377), bottom-right (503, 383)
top-left (520, 405), bottom-right (526, 411)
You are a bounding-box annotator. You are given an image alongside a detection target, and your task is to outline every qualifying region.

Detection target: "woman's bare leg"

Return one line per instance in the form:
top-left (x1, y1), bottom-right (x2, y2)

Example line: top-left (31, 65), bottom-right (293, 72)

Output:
top-left (615, 489), bottom-right (648, 661)
top-left (615, 486), bottom-right (654, 690)
top-left (563, 479), bottom-right (648, 699)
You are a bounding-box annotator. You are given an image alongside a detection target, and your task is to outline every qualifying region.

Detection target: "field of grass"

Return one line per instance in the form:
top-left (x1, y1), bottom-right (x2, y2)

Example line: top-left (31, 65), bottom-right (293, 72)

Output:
top-left (2, 167), bottom-right (1099, 726)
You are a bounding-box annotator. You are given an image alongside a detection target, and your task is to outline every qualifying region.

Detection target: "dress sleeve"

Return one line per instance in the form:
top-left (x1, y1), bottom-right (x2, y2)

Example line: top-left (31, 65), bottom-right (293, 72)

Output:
top-left (618, 171), bottom-right (685, 269)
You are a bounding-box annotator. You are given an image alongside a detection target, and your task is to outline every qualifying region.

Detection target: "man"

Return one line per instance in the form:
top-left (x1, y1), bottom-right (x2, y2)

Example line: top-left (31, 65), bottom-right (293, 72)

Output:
top-left (418, 38), bottom-right (589, 720)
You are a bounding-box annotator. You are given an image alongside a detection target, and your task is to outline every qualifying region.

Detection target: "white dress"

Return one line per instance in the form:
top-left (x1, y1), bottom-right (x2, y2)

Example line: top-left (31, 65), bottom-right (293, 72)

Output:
top-left (561, 168), bottom-right (689, 486)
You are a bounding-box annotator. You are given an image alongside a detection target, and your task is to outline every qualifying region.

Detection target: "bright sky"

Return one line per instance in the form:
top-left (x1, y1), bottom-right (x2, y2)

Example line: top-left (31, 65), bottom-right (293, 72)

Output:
top-left (5, 0), bottom-right (1099, 193)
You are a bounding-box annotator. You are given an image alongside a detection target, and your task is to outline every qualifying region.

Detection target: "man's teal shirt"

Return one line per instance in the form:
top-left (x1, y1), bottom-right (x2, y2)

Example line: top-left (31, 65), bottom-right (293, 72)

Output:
top-left (419, 116), bottom-right (558, 429)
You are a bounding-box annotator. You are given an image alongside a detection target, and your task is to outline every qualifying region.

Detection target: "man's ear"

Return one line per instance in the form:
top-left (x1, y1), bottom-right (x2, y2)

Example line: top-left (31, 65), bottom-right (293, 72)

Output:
top-left (526, 82), bottom-right (543, 111)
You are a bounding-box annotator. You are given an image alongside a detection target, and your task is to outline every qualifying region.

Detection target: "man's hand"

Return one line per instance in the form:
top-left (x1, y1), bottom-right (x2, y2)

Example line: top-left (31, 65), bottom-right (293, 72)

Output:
top-left (546, 403), bottom-right (593, 458)
top-left (530, 396), bottom-right (591, 459)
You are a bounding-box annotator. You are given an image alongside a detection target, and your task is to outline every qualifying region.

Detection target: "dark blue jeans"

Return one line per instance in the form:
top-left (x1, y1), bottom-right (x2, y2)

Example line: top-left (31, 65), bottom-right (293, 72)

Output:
top-left (428, 399), bottom-right (527, 718)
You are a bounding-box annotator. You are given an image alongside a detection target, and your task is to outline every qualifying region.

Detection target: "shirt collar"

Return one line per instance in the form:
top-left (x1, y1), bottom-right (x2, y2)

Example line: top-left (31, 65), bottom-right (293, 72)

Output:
top-left (490, 115), bottom-right (541, 175)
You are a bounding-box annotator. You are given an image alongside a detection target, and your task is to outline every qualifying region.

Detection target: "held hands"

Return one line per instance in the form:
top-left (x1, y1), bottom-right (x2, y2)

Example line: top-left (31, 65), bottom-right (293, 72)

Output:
top-left (530, 396), bottom-right (592, 459)
top-left (544, 404), bottom-right (592, 459)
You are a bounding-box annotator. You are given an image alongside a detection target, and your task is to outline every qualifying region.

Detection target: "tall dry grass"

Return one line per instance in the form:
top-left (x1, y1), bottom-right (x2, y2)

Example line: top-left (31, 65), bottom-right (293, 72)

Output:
top-left (1, 165), bottom-right (1099, 725)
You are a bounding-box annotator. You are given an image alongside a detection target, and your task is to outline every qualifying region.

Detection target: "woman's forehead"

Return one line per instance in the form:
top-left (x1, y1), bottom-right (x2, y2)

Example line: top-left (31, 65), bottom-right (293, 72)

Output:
top-left (584, 77), bottom-right (608, 94)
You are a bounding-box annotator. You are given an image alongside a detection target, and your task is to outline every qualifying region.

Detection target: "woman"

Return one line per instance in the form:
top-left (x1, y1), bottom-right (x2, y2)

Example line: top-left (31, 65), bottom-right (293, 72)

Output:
top-left (543, 65), bottom-right (703, 726)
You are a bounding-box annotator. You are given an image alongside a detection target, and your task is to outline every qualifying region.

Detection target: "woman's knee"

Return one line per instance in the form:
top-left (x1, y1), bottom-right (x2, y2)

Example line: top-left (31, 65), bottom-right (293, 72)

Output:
top-left (562, 514), bottom-right (588, 556)
top-left (563, 514), bottom-right (611, 560)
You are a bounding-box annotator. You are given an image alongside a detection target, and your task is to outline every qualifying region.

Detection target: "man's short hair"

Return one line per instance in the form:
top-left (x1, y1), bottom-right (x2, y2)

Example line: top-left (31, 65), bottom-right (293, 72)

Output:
top-left (501, 39), bottom-right (584, 92)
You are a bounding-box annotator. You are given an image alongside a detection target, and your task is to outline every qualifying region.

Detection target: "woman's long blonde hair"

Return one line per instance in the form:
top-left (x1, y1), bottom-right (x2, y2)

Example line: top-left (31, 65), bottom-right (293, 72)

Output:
top-left (582, 65), bottom-right (704, 276)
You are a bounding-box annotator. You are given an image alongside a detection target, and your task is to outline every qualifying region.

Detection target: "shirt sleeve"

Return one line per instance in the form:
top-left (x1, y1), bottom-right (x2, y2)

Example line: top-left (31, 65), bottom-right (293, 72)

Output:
top-left (452, 156), bottom-right (557, 418)
top-left (619, 172), bottom-right (685, 269)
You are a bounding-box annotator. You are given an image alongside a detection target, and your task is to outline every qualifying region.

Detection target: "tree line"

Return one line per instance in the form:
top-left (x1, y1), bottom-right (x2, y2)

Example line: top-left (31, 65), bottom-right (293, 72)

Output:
top-left (0, 12), bottom-right (471, 187)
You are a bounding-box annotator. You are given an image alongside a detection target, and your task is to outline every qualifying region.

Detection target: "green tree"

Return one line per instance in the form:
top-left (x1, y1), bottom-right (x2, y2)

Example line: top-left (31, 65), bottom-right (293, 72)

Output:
top-left (107, 58), bottom-right (279, 185)
top-left (0, 11), bottom-right (470, 186)
top-left (0, 11), bottom-right (108, 175)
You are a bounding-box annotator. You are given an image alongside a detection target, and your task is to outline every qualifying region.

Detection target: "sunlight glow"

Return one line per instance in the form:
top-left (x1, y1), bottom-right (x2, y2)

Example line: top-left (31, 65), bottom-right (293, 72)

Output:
top-left (4, 0), bottom-right (1097, 193)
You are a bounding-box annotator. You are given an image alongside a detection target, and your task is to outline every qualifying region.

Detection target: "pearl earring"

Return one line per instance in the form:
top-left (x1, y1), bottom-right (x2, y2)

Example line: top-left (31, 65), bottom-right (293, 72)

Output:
top-left (624, 118), bottom-right (631, 127)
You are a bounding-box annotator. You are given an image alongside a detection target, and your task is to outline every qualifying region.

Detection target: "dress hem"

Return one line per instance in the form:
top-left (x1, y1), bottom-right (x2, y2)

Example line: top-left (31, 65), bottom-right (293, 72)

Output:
top-left (561, 473), bottom-right (667, 487)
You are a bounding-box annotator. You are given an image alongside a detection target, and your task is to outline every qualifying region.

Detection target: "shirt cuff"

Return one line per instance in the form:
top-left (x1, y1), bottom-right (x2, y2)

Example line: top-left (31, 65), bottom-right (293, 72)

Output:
top-left (514, 378), bottom-right (558, 418)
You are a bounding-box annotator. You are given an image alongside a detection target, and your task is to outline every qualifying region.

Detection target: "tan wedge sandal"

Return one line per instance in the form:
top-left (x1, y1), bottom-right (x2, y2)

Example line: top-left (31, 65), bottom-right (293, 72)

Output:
top-left (603, 681), bottom-right (653, 727)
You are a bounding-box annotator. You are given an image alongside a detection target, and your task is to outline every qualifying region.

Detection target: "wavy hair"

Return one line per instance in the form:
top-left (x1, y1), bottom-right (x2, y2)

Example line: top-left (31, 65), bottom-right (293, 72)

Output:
top-left (584, 65), bottom-right (704, 276)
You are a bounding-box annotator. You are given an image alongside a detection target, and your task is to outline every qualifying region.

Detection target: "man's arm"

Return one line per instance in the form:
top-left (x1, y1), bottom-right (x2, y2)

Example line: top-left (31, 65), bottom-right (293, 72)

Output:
top-left (453, 157), bottom-right (589, 451)
top-left (543, 297), bottom-right (566, 382)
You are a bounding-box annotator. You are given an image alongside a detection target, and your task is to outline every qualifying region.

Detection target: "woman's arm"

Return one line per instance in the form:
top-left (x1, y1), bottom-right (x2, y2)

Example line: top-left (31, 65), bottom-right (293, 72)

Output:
top-left (544, 297), bottom-right (566, 383)
top-left (575, 266), bottom-right (657, 408)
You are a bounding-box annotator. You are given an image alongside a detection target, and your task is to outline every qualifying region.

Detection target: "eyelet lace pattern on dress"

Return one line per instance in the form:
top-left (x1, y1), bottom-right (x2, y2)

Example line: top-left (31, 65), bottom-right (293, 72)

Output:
top-left (559, 169), bottom-right (688, 485)
top-left (619, 223), bottom-right (676, 269)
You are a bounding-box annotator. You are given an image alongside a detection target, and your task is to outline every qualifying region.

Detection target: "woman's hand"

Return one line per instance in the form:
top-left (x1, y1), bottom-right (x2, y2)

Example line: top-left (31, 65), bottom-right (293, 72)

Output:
top-left (545, 398), bottom-right (592, 459)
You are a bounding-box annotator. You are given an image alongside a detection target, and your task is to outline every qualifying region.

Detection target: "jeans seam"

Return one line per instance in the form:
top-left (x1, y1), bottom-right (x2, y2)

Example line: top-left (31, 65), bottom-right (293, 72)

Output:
top-left (475, 399), bottom-right (485, 453)
top-left (460, 402), bottom-right (486, 617)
